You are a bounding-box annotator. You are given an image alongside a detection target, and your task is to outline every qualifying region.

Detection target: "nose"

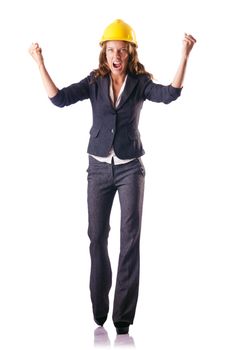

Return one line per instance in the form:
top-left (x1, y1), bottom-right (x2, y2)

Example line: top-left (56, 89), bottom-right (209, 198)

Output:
top-left (113, 50), bottom-right (121, 59)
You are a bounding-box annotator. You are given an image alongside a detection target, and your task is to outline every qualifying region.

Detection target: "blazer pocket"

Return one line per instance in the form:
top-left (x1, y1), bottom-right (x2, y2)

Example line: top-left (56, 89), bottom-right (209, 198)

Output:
top-left (90, 127), bottom-right (100, 138)
top-left (127, 129), bottom-right (140, 140)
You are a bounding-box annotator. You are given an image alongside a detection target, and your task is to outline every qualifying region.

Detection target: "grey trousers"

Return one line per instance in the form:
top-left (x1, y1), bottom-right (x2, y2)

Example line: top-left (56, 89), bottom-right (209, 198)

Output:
top-left (87, 155), bottom-right (145, 325)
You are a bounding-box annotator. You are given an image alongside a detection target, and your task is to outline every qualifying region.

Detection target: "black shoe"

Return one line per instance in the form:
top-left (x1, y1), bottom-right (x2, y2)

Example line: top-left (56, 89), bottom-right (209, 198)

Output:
top-left (94, 316), bottom-right (107, 326)
top-left (114, 322), bottom-right (129, 335)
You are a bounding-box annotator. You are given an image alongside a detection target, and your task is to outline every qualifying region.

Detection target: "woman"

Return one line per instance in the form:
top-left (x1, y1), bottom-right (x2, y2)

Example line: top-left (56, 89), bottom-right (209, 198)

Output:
top-left (29, 19), bottom-right (196, 335)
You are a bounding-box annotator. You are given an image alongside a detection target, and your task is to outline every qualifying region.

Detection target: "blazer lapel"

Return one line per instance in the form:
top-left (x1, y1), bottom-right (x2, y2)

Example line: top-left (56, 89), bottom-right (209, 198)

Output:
top-left (100, 75), bottom-right (112, 107)
top-left (99, 73), bottom-right (139, 110)
top-left (117, 73), bottom-right (139, 110)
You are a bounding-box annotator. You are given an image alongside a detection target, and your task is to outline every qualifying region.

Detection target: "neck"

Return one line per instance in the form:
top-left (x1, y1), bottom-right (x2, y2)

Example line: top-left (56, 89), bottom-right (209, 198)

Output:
top-left (110, 73), bottom-right (126, 84)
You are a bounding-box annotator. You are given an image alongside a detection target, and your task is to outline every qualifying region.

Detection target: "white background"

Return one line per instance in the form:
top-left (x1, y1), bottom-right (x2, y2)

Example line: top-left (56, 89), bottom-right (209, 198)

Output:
top-left (0, 0), bottom-right (232, 349)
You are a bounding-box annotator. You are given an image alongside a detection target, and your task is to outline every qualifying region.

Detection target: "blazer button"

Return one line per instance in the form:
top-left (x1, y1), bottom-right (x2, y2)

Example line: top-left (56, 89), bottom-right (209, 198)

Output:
top-left (111, 129), bottom-right (114, 133)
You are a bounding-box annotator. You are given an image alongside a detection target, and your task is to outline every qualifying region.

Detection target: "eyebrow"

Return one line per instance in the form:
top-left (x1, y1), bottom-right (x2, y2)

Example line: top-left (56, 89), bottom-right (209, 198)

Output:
top-left (107, 46), bottom-right (128, 50)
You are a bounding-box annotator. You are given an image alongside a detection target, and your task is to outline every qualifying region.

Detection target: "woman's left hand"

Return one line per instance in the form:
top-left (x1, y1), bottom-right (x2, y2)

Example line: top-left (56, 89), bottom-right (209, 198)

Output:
top-left (182, 33), bottom-right (197, 58)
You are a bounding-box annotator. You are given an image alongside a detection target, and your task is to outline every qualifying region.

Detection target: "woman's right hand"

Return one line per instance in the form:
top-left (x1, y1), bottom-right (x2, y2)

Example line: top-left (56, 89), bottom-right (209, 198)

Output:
top-left (28, 43), bottom-right (44, 67)
top-left (28, 42), bottom-right (58, 98)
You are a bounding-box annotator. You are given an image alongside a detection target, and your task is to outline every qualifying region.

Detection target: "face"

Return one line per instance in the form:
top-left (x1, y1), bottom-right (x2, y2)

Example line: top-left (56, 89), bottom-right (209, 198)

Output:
top-left (105, 41), bottom-right (129, 77)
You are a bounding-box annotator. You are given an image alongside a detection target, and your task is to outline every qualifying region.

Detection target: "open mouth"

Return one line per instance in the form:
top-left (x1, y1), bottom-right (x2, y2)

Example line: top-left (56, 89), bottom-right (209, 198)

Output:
top-left (113, 61), bottom-right (122, 69)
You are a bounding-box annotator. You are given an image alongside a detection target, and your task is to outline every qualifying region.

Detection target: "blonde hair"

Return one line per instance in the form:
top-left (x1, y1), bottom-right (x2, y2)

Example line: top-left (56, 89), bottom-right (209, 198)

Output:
top-left (92, 42), bottom-right (153, 80)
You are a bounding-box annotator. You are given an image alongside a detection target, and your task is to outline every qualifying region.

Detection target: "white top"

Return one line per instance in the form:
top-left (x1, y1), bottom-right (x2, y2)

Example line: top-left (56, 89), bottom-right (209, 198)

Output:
top-left (89, 75), bottom-right (135, 165)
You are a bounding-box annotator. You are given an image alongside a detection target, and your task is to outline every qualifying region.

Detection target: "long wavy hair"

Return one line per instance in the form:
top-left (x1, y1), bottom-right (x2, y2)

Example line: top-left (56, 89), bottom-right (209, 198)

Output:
top-left (92, 41), bottom-right (153, 80)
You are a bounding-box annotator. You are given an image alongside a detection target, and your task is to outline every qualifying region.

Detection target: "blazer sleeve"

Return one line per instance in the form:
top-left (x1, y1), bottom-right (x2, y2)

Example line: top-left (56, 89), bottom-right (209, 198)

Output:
top-left (49, 75), bottom-right (91, 108)
top-left (143, 78), bottom-right (182, 104)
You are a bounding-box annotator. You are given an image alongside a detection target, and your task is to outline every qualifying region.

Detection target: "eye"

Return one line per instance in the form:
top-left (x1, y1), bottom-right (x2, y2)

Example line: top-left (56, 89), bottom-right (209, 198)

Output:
top-left (120, 48), bottom-right (128, 54)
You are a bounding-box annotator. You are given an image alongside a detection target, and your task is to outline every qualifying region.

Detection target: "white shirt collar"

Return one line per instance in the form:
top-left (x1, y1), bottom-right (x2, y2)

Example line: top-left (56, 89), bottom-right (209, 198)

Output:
top-left (109, 74), bottom-right (128, 108)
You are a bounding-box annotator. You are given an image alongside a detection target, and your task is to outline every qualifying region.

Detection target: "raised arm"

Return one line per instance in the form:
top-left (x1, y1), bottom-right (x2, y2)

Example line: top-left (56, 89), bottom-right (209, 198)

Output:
top-left (171, 33), bottom-right (197, 88)
top-left (28, 43), bottom-right (58, 98)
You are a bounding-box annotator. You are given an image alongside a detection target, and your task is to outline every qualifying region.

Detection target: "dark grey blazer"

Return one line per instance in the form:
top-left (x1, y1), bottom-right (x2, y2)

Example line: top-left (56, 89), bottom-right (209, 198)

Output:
top-left (50, 72), bottom-right (181, 159)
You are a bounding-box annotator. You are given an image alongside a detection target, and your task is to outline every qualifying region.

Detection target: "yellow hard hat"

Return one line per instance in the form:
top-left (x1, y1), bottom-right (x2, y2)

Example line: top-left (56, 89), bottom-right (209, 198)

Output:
top-left (100, 19), bottom-right (138, 47)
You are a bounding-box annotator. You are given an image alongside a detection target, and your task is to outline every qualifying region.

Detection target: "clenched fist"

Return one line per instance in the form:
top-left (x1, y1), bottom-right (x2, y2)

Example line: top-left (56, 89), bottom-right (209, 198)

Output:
top-left (182, 33), bottom-right (197, 58)
top-left (28, 43), bottom-right (44, 66)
